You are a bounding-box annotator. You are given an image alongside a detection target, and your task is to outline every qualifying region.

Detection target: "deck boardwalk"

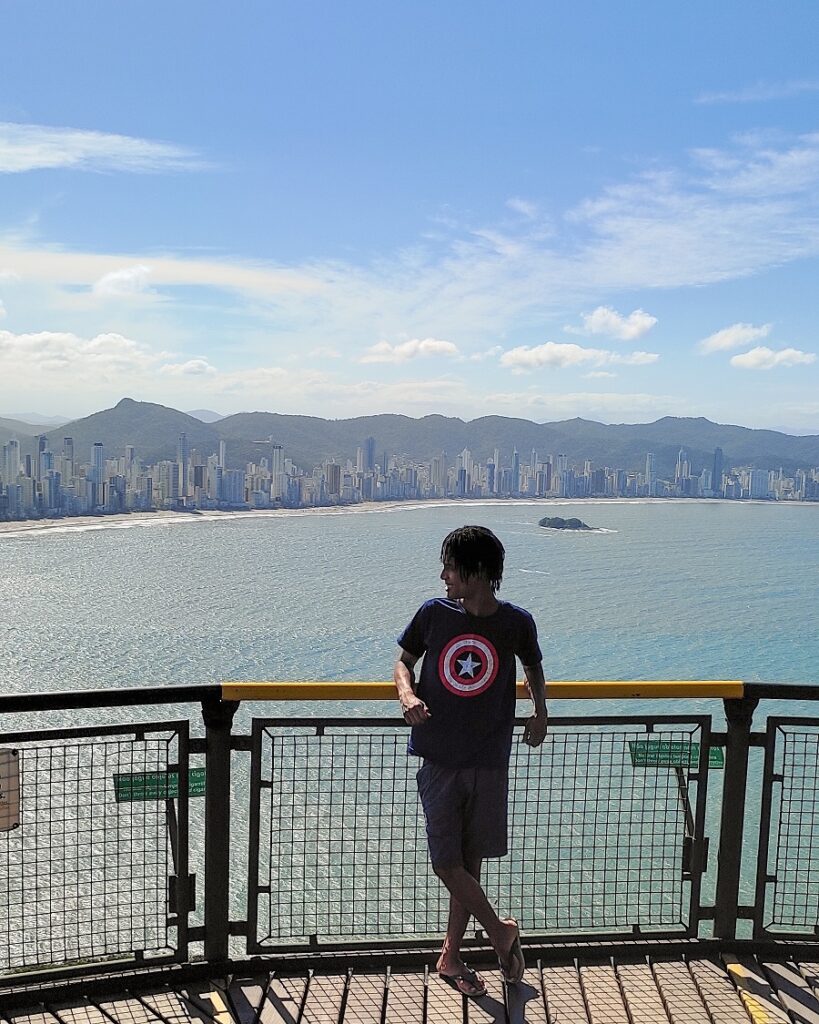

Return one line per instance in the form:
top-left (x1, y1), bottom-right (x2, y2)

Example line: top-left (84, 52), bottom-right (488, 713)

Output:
top-left (6, 955), bottom-right (819, 1023)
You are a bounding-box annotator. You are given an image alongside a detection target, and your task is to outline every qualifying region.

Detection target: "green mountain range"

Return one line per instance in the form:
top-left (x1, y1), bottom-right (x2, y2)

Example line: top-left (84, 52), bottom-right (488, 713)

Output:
top-left (2, 398), bottom-right (817, 480)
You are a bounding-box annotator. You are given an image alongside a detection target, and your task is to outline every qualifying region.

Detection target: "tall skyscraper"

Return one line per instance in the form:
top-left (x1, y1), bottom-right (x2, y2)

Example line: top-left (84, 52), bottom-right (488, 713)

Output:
top-left (645, 452), bottom-right (656, 496)
top-left (177, 432), bottom-right (190, 497)
top-left (712, 447), bottom-right (724, 496)
top-left (363, 436), bottom-right (376, 473)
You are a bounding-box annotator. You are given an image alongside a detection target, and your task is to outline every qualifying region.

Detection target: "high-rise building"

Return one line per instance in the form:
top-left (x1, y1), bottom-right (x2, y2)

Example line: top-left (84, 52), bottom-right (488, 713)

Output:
top-left (712, 448), bottom-right (724, 496)
top-left (363, 436), bottom-right (376, 473)
top-left (177, 433), bottom-right (190, 498)
top-left (645, 452), bottom-right (656, 496)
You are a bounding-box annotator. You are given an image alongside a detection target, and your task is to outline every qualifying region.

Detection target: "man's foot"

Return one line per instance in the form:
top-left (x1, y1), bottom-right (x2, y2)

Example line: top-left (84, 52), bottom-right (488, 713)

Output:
top-left (495, 918), bottom-right (525, 984)
top-left (437, 964), bottom-right (487, 999)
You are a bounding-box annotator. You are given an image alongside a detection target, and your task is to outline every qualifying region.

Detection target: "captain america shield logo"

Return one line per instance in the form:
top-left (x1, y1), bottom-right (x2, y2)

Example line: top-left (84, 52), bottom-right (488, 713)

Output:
top-left (438, 634), bottom-right (499, 697)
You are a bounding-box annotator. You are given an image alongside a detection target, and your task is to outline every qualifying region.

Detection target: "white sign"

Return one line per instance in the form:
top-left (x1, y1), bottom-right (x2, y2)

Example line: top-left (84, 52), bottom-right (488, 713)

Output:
top-left (0, 750), bottom-right (20, 831)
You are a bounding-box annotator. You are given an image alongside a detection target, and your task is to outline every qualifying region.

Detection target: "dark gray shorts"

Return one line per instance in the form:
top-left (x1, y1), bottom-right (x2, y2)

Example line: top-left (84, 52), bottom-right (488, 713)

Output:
top-left (416, 760), bottom-right (509, 869)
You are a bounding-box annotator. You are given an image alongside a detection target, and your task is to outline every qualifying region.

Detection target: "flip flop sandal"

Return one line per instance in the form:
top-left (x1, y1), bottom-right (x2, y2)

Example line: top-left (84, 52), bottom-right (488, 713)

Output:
top-left (498, 922), bottom-right (525, 984)
top-left (438, 965), bottom-right (488, 999)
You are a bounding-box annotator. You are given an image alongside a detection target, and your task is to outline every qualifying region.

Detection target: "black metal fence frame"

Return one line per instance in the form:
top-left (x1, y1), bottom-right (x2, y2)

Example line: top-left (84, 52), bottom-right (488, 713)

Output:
top-left (1, 684), bottom-right (819, 989)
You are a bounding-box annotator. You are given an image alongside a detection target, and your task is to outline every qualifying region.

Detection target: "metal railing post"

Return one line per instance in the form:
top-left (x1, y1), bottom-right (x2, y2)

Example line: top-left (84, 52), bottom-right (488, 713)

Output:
top-left (202, 696), bottom-right (239, 962)
top-left (713, 695), bottom-right (758, 938)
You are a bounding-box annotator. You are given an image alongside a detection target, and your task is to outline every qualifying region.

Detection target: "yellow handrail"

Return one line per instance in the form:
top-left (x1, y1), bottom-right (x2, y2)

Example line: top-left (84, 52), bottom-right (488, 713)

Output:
top-left (220, 680), bottom-right (745, 701)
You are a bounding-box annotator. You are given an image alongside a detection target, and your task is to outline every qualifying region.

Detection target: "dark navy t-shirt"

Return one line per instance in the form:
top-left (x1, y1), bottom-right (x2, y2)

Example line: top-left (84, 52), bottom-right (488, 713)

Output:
top-left (397, 598), bottom-right (542, 768)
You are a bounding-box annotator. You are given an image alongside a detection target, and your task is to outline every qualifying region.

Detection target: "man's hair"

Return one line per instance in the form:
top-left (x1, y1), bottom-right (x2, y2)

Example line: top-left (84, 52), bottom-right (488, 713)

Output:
top-left (440, 525), bottom-right (505, 593)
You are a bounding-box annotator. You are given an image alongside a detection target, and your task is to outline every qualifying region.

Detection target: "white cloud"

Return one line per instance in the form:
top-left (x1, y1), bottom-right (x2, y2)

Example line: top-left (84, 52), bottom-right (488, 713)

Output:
top-left (92, 264), bottom-right (153, 297)
top-left (566, 306), bottom-right (658, 340)
top-left (499, 341), bottom-right (658, 371)
top-left (584, 370), bottom-right (617, 379)
top-left (506, 197), bottom-right (538, 218)
top-left (699, 322), bottom-right (772, 353)
top-left (0, 300), bottom-right (5, 320)
top-left (469, 345), bottom-right (504, 362)
top-left (360, 338), bottom-right (460, 364)
top-left (730, 346), bottom-right (816, 370)
top-left (159, 358), bottom-right (217, 376)
top-left (0, 329), bottom-right (171, 382)
top-left (696, 80), bottom-right (819, 105)
top-left (0, 122), bottom-right (203, 174)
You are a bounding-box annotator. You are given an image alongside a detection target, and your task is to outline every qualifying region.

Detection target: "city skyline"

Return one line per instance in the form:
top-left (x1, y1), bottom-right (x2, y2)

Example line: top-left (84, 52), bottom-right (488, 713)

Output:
top-left (2, 424), bottom-right (817, 523)
top-left (1, 3), bottom-right (819, 430)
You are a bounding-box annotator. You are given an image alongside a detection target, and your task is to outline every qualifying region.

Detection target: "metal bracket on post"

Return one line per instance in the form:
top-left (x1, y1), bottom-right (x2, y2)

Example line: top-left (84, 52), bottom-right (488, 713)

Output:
top-left (713, 695), bottom-right (758, 939)
top-left (201, 696), bottom-right (239, 964)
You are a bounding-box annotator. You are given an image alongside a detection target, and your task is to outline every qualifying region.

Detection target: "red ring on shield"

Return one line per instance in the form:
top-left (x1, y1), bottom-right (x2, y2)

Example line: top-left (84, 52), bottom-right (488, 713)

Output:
top-left (438, 634), bottom-right (499, 697)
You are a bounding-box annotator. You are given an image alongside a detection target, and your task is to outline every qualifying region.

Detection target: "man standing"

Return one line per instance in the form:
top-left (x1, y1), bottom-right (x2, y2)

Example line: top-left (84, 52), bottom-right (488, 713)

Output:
top-left (394, 525), bottom-right (548, 998)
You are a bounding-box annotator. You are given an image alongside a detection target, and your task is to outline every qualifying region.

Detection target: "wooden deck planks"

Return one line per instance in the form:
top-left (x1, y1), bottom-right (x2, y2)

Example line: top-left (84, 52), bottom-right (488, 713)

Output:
top-left (263, 975), bottom-right (309, 1024)
top-left (49, 1004), bottom-right (111, 1024)
top-left (299, 972), bottom-right (347, 1024)
top-left (722, 955), bottom-right (791, 1024)
top-left (578, 962), bottom-right (630, 1024)
top-left (762, 961), bottom-right (819, 1024)
top-left (224, 977), bottom-right (269, 1024)
top-left (382, 971), bottom-right (425, 1024)
top-left (504, 967), bottom-right (548, 1024)
top-left (342, 972), bottom-right (386, 1024)
top-left (426, 966), bottom-right (467, 1023)
top-left (540, 963), bottom-right (590, 1024)
top-left (613, 962), bottom-right (670, 1024)
top-left (687, 957), bottom-right (753, 1024)
top-left (10, 955), bottom-right (819, 1024)
top-left (651, 960), bottom-right (711, 1024)
top-left (3, 1012), bottom-right (61, 1024)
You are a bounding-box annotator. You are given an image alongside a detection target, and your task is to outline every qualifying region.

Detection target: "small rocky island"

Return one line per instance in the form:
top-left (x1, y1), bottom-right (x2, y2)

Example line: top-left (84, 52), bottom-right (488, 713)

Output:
top-left (539, 515), bottom-right (592, 531)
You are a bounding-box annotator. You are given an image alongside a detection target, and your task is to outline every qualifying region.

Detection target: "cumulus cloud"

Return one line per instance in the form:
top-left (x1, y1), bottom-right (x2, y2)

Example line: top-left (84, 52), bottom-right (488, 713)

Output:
top-left (585, 370), bottom-right (617, 379)
top-left (92, 264), bottom-right (153, 297)
top-left (699, 322), bottom-right (772, 353)
top-left (566, 306), bottom-right (658, 340)
top-left (0, 329), bottom-right (171, 381)
top-left (0, 122), bottom-right (203, 174)
top-left (469, 345), bottom-right (504, 362)
top-left (730, 346), bottom-right (816, 370)
top-left (159, 358), bottom-right (218, 376)
top-left (499, 341), bottom-right (658, 371)
top-left (360, 338), bottom-right (460, 364)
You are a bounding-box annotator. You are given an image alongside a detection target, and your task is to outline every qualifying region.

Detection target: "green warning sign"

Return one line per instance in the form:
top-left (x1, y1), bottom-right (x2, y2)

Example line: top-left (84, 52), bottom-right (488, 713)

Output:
top-left (114, 767), bottom-right (206, 803)
top-left (628, 740), bottom-right (724, 770)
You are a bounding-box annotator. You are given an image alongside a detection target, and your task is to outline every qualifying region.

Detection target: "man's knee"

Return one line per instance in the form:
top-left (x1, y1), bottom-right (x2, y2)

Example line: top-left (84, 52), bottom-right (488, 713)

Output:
top-left (432, 862), bottom-right (462, 885)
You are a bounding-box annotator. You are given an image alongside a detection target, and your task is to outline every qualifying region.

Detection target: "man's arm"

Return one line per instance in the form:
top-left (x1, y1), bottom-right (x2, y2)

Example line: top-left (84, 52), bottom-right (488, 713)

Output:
top-left (521, 661), bottom-right (548, 747)
top-left (394, 648), bottom-right (431, 725)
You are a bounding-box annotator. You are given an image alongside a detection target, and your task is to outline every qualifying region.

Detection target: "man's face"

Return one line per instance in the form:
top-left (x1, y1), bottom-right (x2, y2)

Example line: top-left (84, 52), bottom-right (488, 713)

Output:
top-left (440, 558), bottom-right (475, 600)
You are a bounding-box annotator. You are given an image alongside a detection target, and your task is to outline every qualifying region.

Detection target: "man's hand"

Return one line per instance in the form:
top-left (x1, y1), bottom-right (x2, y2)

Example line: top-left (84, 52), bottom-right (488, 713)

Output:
top-left (522, 712), bottom-right (547, 747)
top-left (401, 692), bottom-right (432, 725)
top-left (394, 648), bottom-right (430, 725)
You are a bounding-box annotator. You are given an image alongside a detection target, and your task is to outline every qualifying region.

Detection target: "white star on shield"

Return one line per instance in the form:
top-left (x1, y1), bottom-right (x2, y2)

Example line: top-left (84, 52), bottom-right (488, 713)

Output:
top-left (456, 652), bottom-right (481, 677)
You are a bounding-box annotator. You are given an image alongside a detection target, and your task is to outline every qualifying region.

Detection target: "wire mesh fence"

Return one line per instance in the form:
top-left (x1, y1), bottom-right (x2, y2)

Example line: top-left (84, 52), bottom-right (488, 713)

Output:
top-left (0, 723), bottom-right (187, 974)
top-left (248, 716), bottom-right (709, 948)
top-left (758, 719), bottom-right (819, 937)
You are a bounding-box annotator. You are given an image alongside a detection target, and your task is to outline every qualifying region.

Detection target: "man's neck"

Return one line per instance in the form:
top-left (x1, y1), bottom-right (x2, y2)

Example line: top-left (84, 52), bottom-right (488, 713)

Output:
top-left (460, 590), bottom-right (500, 618)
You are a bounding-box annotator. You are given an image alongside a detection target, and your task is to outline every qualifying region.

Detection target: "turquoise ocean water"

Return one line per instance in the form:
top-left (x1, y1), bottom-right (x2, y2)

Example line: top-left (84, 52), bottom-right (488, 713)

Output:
top-left (1, 499), bottom-right (817, 702)
top-left (1, 498), bottom-right (818, 939)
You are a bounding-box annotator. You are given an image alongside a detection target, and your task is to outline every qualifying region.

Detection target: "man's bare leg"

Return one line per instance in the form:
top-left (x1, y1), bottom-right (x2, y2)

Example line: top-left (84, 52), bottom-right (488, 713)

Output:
top-left (434, 861), bottom-right (519, 970)
top-left (436, 855), bottom-right (481, 978)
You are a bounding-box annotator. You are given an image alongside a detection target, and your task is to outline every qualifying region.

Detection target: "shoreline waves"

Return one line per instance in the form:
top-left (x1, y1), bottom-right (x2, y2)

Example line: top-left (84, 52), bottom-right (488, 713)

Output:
top-left (0, 496), bottom-right (813, 540)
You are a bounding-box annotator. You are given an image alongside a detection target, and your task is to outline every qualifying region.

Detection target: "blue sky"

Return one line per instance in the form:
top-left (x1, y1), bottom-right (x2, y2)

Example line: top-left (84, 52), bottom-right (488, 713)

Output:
top-left (1, 0), bottom-right (818, 430)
